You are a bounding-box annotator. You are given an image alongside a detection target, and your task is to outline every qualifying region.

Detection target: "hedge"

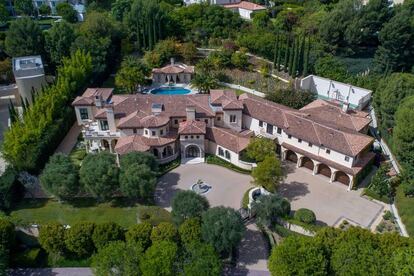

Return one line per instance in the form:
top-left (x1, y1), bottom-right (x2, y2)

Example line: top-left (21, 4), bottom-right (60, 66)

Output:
top-left (293, 208), bottom-right (316, 224)
top-left (205, 154), bottom-right (251, 174)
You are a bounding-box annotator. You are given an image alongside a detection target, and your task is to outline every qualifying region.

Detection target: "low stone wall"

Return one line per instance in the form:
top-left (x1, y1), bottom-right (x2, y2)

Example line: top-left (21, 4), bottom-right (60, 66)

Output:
top-left (237, 159), bottom-right (256, 171)
top-left (277, 218), bottom-right (315, 237)
top-left (218, 82), bottom-right (266, 98)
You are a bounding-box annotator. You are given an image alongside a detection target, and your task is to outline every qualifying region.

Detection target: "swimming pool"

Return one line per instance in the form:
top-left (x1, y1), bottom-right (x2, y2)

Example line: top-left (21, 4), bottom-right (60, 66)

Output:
top-left (151, 86), bottom-right (191, 95)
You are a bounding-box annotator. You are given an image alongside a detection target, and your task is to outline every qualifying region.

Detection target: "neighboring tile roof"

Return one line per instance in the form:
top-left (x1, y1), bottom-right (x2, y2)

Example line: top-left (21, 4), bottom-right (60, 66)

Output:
top-left (115, 130), bottom-right (178, 155)
top-left (72, 88), bottom-right (113, 106)
top-left (205, 127), bottom-right (253, 153)
top-left (178, 120), bottom-right (206, 135)
top-left (300, 99), bottom-right (371, 132)
top-left (210, 89), bottom-right (244, 110)
top-left (223, 1), bottom-right (266, 11)
top-left (239, 93), bottom-right (374, 157)
top-left (152, 63), bottom-right (194, 74)
top-left (140, 115), bottom-right (170, 128)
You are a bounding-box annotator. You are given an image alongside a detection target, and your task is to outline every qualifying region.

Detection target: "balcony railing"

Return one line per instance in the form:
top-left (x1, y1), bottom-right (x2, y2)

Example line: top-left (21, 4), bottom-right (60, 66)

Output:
top-left (82, 121), bottom-right (120, 139)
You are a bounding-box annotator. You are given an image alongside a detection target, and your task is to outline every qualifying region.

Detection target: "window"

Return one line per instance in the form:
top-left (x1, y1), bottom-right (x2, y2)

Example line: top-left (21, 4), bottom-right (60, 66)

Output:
top-left (152, 131), bottom-right (156, 136)
top-left (79, 108), bottom-right (89, 120)
top-left (145, 129), bottom-right (148, 135)
top-left (218, 147), bottom-right (224, 156)
top-left (298, 139), bottom-right (302, 143)
top-left (288, 135), bottom-right (292, 139)
top-left (196, 135), bottom-right (199, 139)
top-left (133, 128), bottom-right (137, 134)
top-left (160, 129), bottom-right (164, 135)
top-left (225, 150), bottom-right (231, 160)
top-left (205, 119), bottom-right (208, 124)
top-left (185, 135), bottom-right (188, 139)
top-left (277, 127), bottom-right (282, 134)
top-left (230, 115), bottom-right (237, 123)
top-left (174, 119), bottom-right (178, 124)
top-left (345, 156), bottom-right (350, 162)
top-left (100, 120), bottom-right (109, 131)
top-left (308, 143), bottom-right (312, 147)
top-left (217, 117), bottom-right (221, 121)
top-left (191, 135), bottom-right (194, 139)
top-left (259, 120), bottom-right (263, 127)
top-left (326, 149), bottom-right (331, 154)
top-left (266, 123), bottom-right (273, 135)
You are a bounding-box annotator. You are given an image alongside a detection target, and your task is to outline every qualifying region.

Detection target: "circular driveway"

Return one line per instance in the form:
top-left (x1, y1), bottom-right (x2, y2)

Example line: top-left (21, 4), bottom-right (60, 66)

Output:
top-left (155, 163), bottom-right (253, 210)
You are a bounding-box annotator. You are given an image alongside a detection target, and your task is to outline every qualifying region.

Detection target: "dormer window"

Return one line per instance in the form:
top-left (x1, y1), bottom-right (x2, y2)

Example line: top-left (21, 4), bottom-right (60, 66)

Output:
top-left (259, 120), bottom-right (263, 127)
top-left (298, 139), bottom-right (302, 143)
top-left (79, 108), bottom-right (88, 120)
top-left (230, 115), bottom-right (237, 123)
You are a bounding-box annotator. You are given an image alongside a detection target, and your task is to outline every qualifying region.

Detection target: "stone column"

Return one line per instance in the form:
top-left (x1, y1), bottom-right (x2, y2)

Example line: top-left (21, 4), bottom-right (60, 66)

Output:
top-left (281, 146), bottom-right (287, 161)
top-left (109, 140), bottom-right (113, 153)
top-left (296, 154), bottom-right (304, 168)
top-left (348, 175), bottom-right (354, 191)
top-left (330, 169), bottom-right (338, 183)
top-left (313, 161), bottom-right (320, 175)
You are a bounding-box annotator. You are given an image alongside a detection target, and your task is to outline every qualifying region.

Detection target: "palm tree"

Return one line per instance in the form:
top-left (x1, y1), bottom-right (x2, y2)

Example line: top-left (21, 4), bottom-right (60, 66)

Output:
top-left (191, 73), bottom-right (217, 94)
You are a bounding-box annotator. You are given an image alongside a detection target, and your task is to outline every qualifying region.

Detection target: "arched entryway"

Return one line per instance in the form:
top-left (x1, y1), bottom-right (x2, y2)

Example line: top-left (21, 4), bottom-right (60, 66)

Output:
top-left (286, 150), bottom-right (297, 163)
top-left (185, 145), bottom-right (200, 158)
top-left (335, 171), bottom-right (350, 185)
top-left (318, 163), bottom-right (332, 178)
top-left (162, 145), bottom-right (174, 158)
top-left (102, 139), bottom-right (110, 150)
top-left (301, 157), bottom-right (314, 171)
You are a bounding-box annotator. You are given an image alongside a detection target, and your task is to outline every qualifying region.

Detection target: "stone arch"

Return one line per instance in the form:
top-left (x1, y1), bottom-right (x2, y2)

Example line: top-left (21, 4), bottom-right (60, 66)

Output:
top-left (185, 145), bottom-right (201, 158)
top-left (335, 171), bottom-right (350, 185)
top-left (162, 145), bottom-right (174, 158)
top-left (102, 139), bottom-right (110, 150)
top-left (301, 157), bottom-right (314, 171)
top-left (286, 150), bottom-right (298, 163)
top-left (153, 148), bottom-right (159, 158)
top-left (317, 163), bottom-right (332, 178)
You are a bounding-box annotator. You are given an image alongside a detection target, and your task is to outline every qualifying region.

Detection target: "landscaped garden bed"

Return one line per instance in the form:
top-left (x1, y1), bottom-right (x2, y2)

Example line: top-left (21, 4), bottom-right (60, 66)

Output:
top-left (205, 154), bottom-right (251, 174)
top-left (375, 210), bottom-right (399, 234)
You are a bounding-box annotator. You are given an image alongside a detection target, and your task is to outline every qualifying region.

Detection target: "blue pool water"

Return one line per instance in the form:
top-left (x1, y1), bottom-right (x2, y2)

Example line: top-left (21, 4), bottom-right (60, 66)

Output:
top-left (151, 87), bottom-right (191, 95)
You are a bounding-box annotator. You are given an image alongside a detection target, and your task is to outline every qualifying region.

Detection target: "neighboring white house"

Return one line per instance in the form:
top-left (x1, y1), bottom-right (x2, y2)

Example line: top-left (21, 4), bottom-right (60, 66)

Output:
top-left (300, 75), bottom-right (372, 110)
top-left (73, 87), bottom-right (375, 190)
top-left (223, 1), bottom-right (266, 20)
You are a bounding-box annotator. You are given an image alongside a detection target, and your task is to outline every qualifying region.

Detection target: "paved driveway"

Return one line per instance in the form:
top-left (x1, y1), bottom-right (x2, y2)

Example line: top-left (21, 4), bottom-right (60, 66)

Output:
top-left (278, 163), bottom-right (384, 228)
top-left (155, 163), bottom-right (253, 210)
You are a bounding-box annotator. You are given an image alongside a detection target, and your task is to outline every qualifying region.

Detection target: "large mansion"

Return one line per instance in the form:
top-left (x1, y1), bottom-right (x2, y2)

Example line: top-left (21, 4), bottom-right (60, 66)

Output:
top-left (72, 88), bottom-right (374, 191)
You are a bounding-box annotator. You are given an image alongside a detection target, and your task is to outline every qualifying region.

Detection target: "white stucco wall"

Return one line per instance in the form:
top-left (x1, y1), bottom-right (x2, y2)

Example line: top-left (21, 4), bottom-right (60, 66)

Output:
top-left (223, 110), bottom-right (242, 131)
top-left (238, 8), bottom-right (253, 19)
top-left (75, 106), bottom-right (93, 125)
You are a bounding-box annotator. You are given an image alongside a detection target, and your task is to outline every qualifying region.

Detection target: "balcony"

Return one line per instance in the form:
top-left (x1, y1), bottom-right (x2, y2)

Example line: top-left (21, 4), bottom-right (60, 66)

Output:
top-left (82, 121), bottom-right (120, 139)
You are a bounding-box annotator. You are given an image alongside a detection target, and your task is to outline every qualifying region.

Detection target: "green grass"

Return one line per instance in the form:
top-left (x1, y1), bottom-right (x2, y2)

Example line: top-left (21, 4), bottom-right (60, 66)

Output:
top-left (69, 147), bottom-right (87, 167)
top-left (395, 186), bottom-right (414, 236)
top-left (137, 205), bottom-right (172, 226)
top-left (10, 198), bottom-right (140, 228)
top-left (205, 154), bottom-right (251, 175)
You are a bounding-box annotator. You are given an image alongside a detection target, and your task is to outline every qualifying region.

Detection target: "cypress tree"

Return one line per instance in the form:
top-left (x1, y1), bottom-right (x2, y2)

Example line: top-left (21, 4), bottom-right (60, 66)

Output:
top-left (283, 35), bottom-right (290, 73)
top-left (288, 37), bottom-right (295, 76)
top-left (292, 39), bottom-right (299, 77)
top-left (276, 35), bottom-right (283, 71)
top-left (273, 34), bottom-right (279, 71)
top-left (303, 37), bottom-right (311, 76)
top-left (298, 35), bottom-right (306, 75)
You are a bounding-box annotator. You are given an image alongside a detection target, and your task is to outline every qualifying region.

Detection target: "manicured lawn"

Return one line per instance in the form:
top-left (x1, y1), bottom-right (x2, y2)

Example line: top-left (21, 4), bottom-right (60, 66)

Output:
top-left (69, 147), bottom-right (86, 167)
top-left (395, 186), bottom-right (414, 236)
top-left (10, 198), bottom-right (140, 228)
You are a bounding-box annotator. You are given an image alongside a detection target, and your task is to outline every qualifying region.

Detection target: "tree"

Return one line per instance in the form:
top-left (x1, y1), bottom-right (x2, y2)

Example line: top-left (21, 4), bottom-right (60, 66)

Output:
top-left (251, 155), bottom-right (284, 192)
top-left (393, 248), bottom-right (414, 276)
top-left (183, 242), bottom-right (222, 276)
top-left (140, 241), bottom-right (178, 276)
top-left (251, 194), bottom-right (290, 227)
top-left (393, 96), bottom-right (414, 171)
top-left (314, 55), bottom-right (349, 82)
top-left (125, 222), bottom-right (153, 249)
top-left (45, 21), bottom-right (77, 66)
top-left (92, 222), bottom-right (124, 250)
top-left (231, 50), bottom-right (249, 69)
top-left (56, 2), bottom-right (78, 23)
top-left (120, 151), bottom-right (158, 172)
top-left (171, 190), bottom-right (209, 225)
top-left (179, 218), bottom-right (202, 247)
top-left (14, 0), bottom-right (35, 15)
top-left (180, 42), bottom-right (198, 64)
top-left (79, 152), bottom-right (119, 201)
top-left (111, 0), bottom-right (132, 21)
top-left (150, 222), bottom-right (177, 243)
top-left (268, 236), bottom-right (328, 276)
top-left (38, 4), bottom-right (51, 16)
top-left (245, 137), bottom-right (276, 163)
top-left (0, 2), bottom-right (9, 25)
top-left (0, 244), bottom-right (7, 275)
top-left (294, 208), bottom-right (316, 224)
top-left (373, 9), bottom-right (414, 73)
top-left (65, 222), bottom-right (96, 258)
top-left (367, 163), bottom-right (391, 198)
top-left (5, 17), bottom-right (44, 57)
top-left (40, 153), bottom-right (79, 200)
top-left (38, 222), bottom-right (66, 255)
top-left (373, 73), bottom-right (414, 134)
top-left (0, 220), bottom-right (14, 250)
top-left (115, 66), bottom-right (146, 93)
top-left (0, 167), bottom-right (19, 211)
top-left (119, 164), bottom-right (157, 200)
top-left (201, 207), bottom-right (245, 256)
top-left (191, 73), bottom-right (217, 94)
top-left (92, 241), bottom-right (143, 276)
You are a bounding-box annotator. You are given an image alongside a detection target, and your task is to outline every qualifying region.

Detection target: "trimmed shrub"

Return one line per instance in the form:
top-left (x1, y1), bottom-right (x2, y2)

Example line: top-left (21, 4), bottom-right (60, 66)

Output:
top-left (294, 208), bottom-right (316, 224)
top-left (171, 190), bottom-right (209, 225)
top-left (38, 222), bottom-right (66, 255)
top-left (92, 222), bottom-right (124, 249)
top-left (125, 223), bottom-right (153, 249)
top-left (65, 222), bottom-right (95, 258)
top-left (150, 222), bottom-right (177, 243)
top-left (0, 219), bottom-right (15, 249)
top-left (179, 218), bottom-right (202, 247)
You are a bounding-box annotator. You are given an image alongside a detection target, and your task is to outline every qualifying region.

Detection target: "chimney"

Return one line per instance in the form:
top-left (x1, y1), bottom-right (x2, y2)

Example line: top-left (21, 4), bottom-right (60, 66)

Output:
top-left (186, 106), bottom-right (195, 121)
top-left (95, 95), bottom-right (103, 108)
top-left (106, 105), bottom-right (116, 132)
top-left (342, 102), bottom-right (349, 113)
top-left (171, 58), bottom-right (175, 65)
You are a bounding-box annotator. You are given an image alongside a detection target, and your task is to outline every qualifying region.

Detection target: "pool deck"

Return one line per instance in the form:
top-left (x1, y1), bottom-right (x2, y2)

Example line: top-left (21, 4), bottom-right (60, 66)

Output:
top-left (146, 83), bottom-right (198, 95)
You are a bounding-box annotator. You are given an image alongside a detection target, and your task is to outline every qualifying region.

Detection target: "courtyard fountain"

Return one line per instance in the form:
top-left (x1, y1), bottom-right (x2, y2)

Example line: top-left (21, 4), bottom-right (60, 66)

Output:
top-left (191, 179), bottom-right (211, 195)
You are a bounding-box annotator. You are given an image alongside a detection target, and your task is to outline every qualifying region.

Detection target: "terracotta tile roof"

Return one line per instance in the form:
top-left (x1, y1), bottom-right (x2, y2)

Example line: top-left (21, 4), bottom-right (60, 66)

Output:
top-left (178, 120), bottom-right (206, 135)
top-left (205, 127), bottom-right (253, 153)
top-left (282, 143), bottom-right (375, 176)
top-left (239, 93), bottom-right (374, 157)
top-left (115, 130), bottom-right (178, 155)
top-left (140, 115), bottom-right (170, 128)
top-left (72, 88), bottom-right (113, 106)
top-left (300, 99), bottom-right (371, 132)
top-left (152, 63), bottom-right (194, 74)
top-left (95, 94), bottom-right (216, 121)
top-left (210, 89), bottom-right (243, 110)
top-left (223, 1), bottom-right (266, 11)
